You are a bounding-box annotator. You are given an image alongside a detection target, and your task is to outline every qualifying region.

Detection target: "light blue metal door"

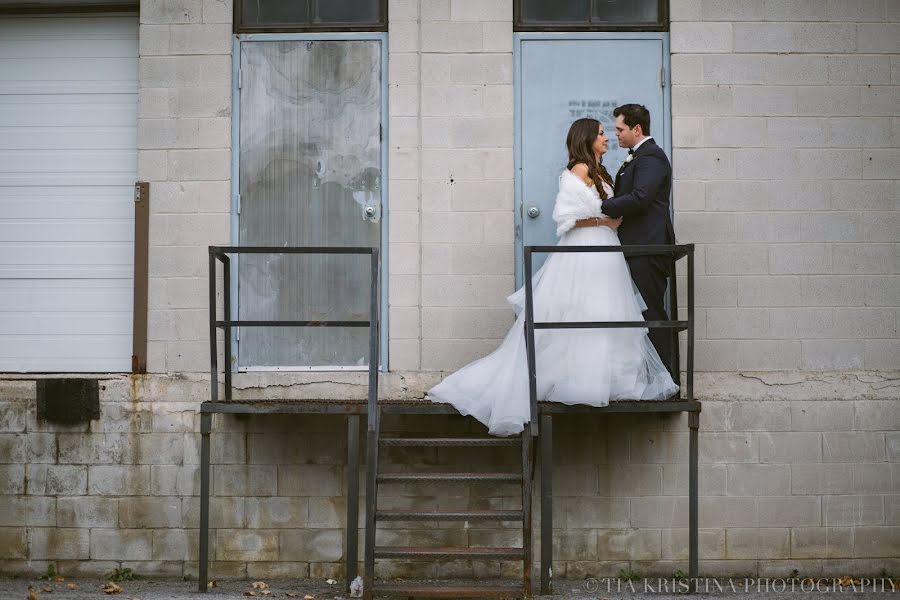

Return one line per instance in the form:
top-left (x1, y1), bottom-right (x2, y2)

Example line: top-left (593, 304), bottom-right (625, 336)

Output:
top-left (515, 33), bottom-right (670, 283)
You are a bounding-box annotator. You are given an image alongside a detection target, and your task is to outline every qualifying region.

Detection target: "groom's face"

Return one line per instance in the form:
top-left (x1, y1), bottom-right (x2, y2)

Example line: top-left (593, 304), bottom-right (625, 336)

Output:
top-left (615, 115), bottom-right (640, 149)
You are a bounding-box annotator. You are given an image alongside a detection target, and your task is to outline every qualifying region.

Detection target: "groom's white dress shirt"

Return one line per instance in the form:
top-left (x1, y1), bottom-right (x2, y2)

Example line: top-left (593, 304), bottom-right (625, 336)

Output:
top-left (630, 135), bottom-right (653, 153)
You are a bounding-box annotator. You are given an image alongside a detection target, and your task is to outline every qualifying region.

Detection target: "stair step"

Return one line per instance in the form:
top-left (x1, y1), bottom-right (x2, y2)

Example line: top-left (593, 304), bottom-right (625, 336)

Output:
top-left (375, 546), bottom-right (524, 559)
top-left (373, 582), bottom-right (524, 598)
top-left (378, 472), bottom-right (522, 483)
top-left (377, 509), bottom-right (523, 522)
top-left (379, 436), bottom-right (520, 447)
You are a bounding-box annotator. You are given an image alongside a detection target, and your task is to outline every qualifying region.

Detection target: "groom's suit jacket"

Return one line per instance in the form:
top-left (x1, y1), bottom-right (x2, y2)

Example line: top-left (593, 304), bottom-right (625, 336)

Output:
top-left (601, 138), bottom-right (675, 253)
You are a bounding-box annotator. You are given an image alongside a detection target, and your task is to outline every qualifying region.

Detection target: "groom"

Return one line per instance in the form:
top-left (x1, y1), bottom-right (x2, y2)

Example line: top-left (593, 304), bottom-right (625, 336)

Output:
top-left (600, 103), bottom-right (678, 374)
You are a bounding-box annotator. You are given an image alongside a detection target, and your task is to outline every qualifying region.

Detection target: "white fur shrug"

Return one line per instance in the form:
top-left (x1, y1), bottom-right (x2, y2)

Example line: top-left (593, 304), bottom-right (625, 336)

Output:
top-left (550, 170), bottom-right (610, 237)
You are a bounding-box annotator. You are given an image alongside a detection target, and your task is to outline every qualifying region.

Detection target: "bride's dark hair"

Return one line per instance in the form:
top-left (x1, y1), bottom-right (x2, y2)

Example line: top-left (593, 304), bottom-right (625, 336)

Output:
top-left (566, 117), bottom-right (614, 199)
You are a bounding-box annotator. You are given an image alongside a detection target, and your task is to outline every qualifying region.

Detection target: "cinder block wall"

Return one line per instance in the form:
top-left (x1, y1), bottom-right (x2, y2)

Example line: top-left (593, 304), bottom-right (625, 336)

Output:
top-left (1, 0), bottom-right (898, 581)
top-left (670, 0), bottom-right (899, 372)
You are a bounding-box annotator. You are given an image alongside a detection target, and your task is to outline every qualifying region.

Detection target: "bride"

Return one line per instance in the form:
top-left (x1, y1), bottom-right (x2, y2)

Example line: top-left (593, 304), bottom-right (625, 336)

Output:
top-left (427, 117), bottom-right (679, 436)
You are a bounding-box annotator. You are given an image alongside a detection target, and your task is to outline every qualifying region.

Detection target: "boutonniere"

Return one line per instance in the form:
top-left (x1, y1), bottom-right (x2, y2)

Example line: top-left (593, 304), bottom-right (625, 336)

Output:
top-left (623, 153), bottom-right (634, 165)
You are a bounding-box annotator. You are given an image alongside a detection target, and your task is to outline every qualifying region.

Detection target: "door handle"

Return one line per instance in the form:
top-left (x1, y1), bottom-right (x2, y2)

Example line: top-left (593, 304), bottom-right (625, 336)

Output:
top-left (527, 207), bottom-right (540, 218)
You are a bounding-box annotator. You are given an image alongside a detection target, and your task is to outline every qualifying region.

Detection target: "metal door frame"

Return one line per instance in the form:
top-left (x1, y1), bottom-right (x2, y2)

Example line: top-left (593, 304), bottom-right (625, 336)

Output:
top-left (513, 32), bottom-right (672, 288)
top-left (230, 32), bottom-right (389, 371)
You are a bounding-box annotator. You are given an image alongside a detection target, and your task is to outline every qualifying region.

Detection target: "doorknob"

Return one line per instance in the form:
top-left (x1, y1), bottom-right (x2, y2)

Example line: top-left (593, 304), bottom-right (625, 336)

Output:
top-left (365, 206), bottom-right (376, 218)
top-left (527, 207), bottom-right (540, 218)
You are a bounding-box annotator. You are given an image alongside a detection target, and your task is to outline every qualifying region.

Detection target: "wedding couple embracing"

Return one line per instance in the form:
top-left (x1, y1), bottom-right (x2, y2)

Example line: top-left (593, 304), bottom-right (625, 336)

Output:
top-left (428, 103), bottom-right (679, 436)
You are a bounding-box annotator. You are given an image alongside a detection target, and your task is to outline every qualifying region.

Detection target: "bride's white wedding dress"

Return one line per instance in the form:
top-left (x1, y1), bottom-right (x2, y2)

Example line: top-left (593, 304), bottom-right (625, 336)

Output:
top-left (427, 169), bottom-right (679, 436)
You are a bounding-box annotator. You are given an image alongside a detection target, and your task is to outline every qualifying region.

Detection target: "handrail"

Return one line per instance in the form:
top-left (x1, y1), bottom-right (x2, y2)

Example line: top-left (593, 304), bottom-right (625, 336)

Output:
top-left (207, 246), bottom-right (380, 427)
top-left (522, 243), bottom-right (696, 437)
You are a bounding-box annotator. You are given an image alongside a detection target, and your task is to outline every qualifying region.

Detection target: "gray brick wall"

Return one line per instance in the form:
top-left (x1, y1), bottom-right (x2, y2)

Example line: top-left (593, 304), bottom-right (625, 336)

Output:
top-left (671, 0), bottom-right (900, 371)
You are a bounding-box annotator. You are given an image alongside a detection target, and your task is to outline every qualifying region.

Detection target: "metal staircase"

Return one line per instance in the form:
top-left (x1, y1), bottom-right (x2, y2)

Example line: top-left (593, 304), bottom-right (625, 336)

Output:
top-left (363, 422), bottom-right (534, 599)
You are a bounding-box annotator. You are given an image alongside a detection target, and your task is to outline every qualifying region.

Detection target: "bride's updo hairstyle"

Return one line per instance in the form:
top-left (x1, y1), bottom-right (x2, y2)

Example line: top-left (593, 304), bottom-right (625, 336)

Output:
top-left (565, 117), bottom-right (614, 200)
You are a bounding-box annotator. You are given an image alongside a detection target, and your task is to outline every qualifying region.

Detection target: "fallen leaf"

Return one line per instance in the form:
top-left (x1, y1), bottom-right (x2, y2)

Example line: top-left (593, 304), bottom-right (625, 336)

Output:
top-left (251, 581), bottom-right (269, 590)
top-left (27, 589), bottom-right (38, 600)
top-left (244, 592), bottom-right (255, 597)
top-left (66, 584), bottom-right (77, 590)
top-left (207, 581), bottom-right (217, 589)
top-left (304, 595), bottom-right (314, 600)
top-left (102, 582), bottom-right (123, 595)
top-left (41, 587), bottom-right (52, 593)
top-left (54, 577), bottom-right (65, 583)
top-left (325, 579), bottom-right (336, 585)
top-left (260, 592), bottom-right (270, 597)
top-left (285, 594), bottom-right (297, 598)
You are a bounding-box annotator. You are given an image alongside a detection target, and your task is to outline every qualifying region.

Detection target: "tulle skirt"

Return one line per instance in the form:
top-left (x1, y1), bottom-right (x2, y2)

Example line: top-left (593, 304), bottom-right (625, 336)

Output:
top-left (427, 224), bottom-right (679, 436)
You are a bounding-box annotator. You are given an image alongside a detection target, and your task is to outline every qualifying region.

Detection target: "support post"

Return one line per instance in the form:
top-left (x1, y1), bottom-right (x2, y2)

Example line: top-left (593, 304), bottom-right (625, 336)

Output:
top-left (345, 414), bottom-right (360, 591)
top-left (198, 412), bottom-right (212, 592)
top-left (522, 433), bottom-right (533, 599)
top-left (688, 410), bottom-right (700, 592)
top-left (540, 414), bottom-right (553, 594)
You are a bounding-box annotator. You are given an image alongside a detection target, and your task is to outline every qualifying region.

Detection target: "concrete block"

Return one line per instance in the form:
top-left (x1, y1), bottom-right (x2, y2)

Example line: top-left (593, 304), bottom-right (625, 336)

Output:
top-left (167, 148), bottom-right (230, 180)
top-left (734, 23), bottom-right (854, 53)
top-left (864, 340), bottom-right (900, 370)
top-left (726, 528), bottom-right (790, 560)
top-left (769, 180), bottom-right (830, 211)
top-left (831, 180), bottom-right (894, 211)
top-left (827, 0), bottom-right (885, 21)
top-left (860, 86), bottom-right (898, 116)
top-left (421, 338), bottom-right (503, 370)
top-left (702, 54), bottom-right (767, 85)
top-left (790, 527), bottom-right (853, 559)
top-left (824, 432), bottom-right (886, 463)
top-left (704, 117), bottom-right (766, 148)
top-left (88, 465), bottom-right (151, 496)
top-left (389, 147), bottom-right (420, 181)
top-left (791, 401), bottom-right (855, 432)
top-left (389, 20), bottom-right (418, 53)
top-left (201, 0), bottom-right (230, 22)
top-left (422, 307), bottom-right (512, 339)
top-left (450, 0), bottom-right (511, 21)
top-left (421, 212), bottom-right (484, 244)
top-left (732, 85), bottom-right (797, 116)
top-left (699, 432), bottom-right (758, 463)
top-left (791, 464), bottom-right (855, 495)
top-left (824, 495), bottom-right (884, 527)
top-left (0, 402), bottom-right (26, 433)
top-left (707, 308), bottom-right (769, 339)
top-left (0, 465), bottom-right (23, 495)
top-left (759, 432), bottom-right (822, 464)
top-left (0, 434), bottom-right (24, 464)
top-left (829, 116), bottom-right (893, 148)
top-left (151, 529), bottom-right (195, 561)
top-left (705, 244), bottom-right (768, 275)
top-left (727, 464), bottom-right (790, 496)
top-left (215, 529), bottom-right (279, 562)
top-left (422, 0), bottom-right (450, 20)
top-left (30, 528), bottom-right (90, 560)
top-left (833, 244), bottom-right (894, 274)
top-left (169, 23), bottom-right (231, 54)
top-left (57, 497), bottom-right (118, 528)
top-left (766, 116), bottom-right (825, 148)
top-left (674, 213), bottom-right (735, 243)
top-left (0, 496), bottom-right (54, 527)
top-left (483, 21), bottom-right (512, 52)
top-left (852, 526), bottom-right (899, 558)
top-left (857, 24), bottom-right (900, 53)
top-left (671, 54), bottom-right (703, 86)
top-left (672, 148), bottom-right (735, 180)
top-left (421, 22), bottom-right (483, 52)
top-left (672, 22), bottom-right (732, 53)
top-left (770, 244), bottom-right (832, 275)
top-left (245, 497), bottom-right (309, 529)
top-left (389, 0), bottom-right (419, 20)
top-left (421, 274), bottom-right (513, 307)
top-left (0, 528), bottom-right (26, 559)
top-left (863, 276), bottom-right (900, 307)
top-left (45, 466), bottom-right (87, 496)
top-left (483, 84), bottom-right (513, 115)
top-left (389, 274), bottom-right (420, 307)
top-left (863, 149), bottom-right (900, 180)
top-left (280, 529), bottom-right (343, 562)
top-left (673, 180), bottom-right (705, 211)
top-left (800, 213), bottom-right (861, 243)
top-left (736, 214), bottom-right (801, 243)
top-left (700, 0), bottom-right (765, 21)
top-left (451, 180), bottom-right (513, 212)
top-left (564, 497), bottom-right (629, 529)
top-left (277, 465), bottom-right (342, 497)
top-left (758, 496), bottom-right (821, 527)
top-left (661, 528), bottom-right (724, 561)
top-left (671, 85), bottom-right (733, 117)
top-left (182, 496), bottom-right (246, 529)
top-left (139, 24), bottom-right (170, 56)
top-left (119, 497), bottom-right (182, 528)
top-left (738, 277), bottom-right (803, 308)
top-left (797, 85), bottom-right (860, 116)
top-left (854, 400), bottom-right (900, 432)
top-left (673, 116), bottom-right (703, 148)
top-left (772, 311), bottom-right (836, 341)
top-left (141, 0), bottom-right (202, 24)
top-left (833, 308), bottom-right (895, 338)
top-left (801, 276), bottom-right (866, 307)
top-left (828, 56), bottom-right (892, 84)
top-left (449, 116), bottom-right (513, 147)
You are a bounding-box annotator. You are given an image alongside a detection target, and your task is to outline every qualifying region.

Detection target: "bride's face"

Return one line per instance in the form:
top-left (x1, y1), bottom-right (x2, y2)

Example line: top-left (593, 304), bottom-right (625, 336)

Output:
top-left (592, 125), bottom-right (609, 157)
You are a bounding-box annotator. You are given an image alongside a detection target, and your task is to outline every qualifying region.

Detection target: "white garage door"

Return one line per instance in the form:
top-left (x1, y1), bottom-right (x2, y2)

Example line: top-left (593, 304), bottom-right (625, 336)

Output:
top-left (0, 15), bottom-right (138, 372)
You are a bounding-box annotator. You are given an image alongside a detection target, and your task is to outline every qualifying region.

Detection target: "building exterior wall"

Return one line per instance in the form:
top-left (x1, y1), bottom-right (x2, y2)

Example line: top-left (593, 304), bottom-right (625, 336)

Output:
top-left (0, 0), bottom-right (897, 581)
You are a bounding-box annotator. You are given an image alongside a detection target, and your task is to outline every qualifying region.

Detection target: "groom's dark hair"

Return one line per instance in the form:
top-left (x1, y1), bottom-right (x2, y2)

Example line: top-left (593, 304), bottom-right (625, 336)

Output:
top-left (614, 103), bottom-right (651, 136)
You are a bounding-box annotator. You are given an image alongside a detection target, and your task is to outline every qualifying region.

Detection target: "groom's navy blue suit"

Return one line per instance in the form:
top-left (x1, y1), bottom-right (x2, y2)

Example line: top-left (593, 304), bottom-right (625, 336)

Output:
top-left (601, 137), bottom-right (678, 375)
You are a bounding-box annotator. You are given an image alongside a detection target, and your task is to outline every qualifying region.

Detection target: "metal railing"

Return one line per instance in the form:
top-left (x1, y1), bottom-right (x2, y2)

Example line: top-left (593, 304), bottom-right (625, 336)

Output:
top-left (522, 243), bottom-right (695, 436)
top-left (203, 246), bottom-right (379, 591)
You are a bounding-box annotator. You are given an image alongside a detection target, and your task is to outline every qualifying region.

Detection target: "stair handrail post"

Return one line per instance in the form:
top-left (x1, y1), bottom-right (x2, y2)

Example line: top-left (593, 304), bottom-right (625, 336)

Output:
top-left (523, 246), bottom-right (540, 438)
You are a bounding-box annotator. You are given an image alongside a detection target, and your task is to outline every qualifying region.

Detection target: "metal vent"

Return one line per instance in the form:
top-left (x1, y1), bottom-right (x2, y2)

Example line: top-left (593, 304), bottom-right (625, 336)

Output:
top-left (36, 379), bottom-right (100, 423)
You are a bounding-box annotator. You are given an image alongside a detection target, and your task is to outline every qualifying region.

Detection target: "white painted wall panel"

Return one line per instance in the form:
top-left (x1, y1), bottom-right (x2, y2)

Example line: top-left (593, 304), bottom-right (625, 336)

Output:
top-left (0, 15), bottom-right (137, 372)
